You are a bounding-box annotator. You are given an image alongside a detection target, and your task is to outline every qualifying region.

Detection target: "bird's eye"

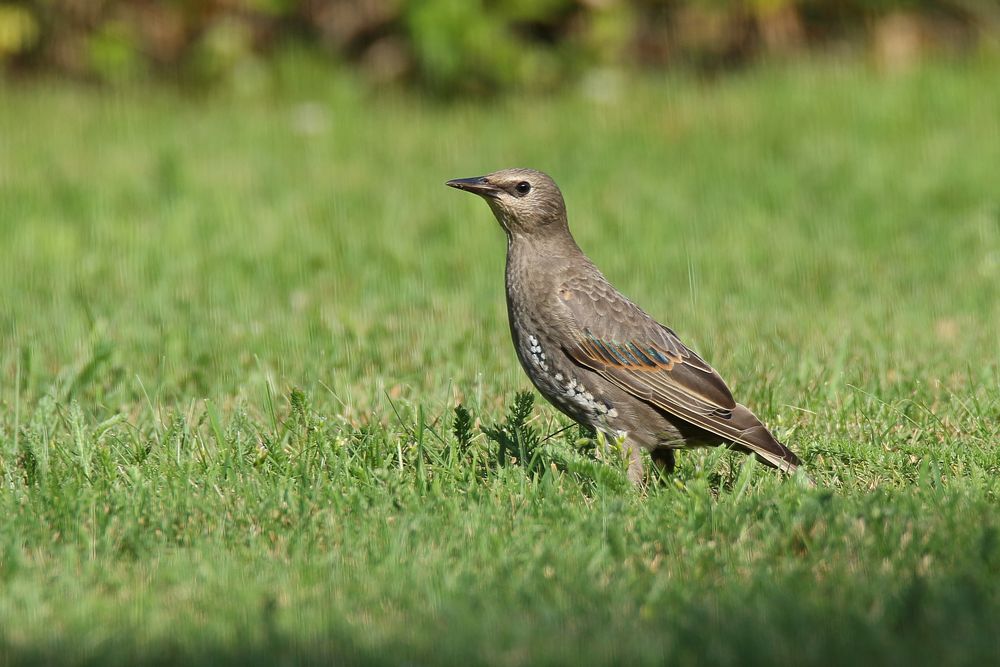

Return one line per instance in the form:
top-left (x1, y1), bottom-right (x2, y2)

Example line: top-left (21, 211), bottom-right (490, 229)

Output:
top-left (515, 181), bottom-right (531, 195)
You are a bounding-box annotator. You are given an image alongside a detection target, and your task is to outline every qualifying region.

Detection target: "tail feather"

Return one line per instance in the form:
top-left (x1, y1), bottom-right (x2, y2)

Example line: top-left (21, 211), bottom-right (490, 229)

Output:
top-left (727, 404), bottom-right (801, 474)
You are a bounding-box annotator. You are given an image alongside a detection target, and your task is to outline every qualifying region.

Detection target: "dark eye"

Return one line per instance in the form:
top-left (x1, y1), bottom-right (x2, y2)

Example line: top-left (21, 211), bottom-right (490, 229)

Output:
top-left (515, 181), bottom-right (531, 195)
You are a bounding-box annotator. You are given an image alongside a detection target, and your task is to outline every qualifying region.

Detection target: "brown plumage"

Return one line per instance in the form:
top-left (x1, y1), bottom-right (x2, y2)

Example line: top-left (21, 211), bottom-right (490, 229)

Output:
top-left (447, 168), bottom-right (802, 483)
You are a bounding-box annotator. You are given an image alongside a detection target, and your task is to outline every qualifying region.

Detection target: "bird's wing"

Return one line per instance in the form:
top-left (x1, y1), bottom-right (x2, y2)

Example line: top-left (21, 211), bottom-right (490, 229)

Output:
top-left (558, 275), bottom-right (736, 414)
top-left (557, 276), bottom-right (799, 471)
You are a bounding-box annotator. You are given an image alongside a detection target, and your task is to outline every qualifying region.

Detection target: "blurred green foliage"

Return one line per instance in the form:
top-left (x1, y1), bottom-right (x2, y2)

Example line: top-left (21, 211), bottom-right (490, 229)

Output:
top-left (1, 0), bottom-right (997, 91)
top-left (0, 4), bottom-right (37, 58)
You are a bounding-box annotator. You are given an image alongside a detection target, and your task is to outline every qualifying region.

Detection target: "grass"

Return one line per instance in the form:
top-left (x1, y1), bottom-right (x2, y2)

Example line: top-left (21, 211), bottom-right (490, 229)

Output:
top-left (1, 55), bottom-right (999, 665)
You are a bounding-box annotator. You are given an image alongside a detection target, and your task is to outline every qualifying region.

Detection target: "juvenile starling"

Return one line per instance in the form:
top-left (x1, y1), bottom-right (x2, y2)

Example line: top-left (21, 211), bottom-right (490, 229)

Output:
top-left (447, 168), bottom-right (802, 483)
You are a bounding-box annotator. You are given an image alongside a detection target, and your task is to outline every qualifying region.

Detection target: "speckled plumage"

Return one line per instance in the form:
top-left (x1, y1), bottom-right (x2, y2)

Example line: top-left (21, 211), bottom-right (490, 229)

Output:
top-left (447, 168), bottom-right (802, 483)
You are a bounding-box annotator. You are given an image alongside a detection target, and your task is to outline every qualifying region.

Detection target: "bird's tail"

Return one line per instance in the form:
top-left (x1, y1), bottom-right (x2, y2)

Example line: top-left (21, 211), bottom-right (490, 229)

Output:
top-left (728, 404), bottom-right (801, 474)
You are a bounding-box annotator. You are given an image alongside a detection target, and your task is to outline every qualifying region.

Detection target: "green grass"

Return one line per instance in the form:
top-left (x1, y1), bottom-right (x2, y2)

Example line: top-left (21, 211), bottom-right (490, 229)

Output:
top-left (1, 56), bottom-right (999, 665)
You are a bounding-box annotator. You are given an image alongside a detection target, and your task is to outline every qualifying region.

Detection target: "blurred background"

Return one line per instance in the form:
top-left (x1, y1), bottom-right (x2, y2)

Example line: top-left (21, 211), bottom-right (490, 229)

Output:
top-left (1, 0), bottom-right (998, 407)
top-left (1, 0), bottom-right (998, 93)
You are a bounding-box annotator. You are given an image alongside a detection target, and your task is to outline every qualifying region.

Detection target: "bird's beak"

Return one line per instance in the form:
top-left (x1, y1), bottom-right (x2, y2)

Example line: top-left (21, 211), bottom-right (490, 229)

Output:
top-left (445, 176), bottom-right (500, 199)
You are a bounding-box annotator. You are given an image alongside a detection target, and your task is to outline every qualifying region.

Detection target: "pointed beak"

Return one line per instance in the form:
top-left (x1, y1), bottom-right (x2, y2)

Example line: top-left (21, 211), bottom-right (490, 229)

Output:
top-left (445, 176), bottom-right (500, 198)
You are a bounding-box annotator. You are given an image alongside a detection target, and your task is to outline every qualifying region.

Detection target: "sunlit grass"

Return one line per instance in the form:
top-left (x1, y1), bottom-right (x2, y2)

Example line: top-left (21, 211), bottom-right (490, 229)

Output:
top-left (1, 57), bottom-right (999, 665)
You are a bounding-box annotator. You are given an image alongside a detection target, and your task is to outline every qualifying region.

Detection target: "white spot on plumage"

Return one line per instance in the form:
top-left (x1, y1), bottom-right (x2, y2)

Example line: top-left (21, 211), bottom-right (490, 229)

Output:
top-left (523, 331), bottom-right (617, 427)
top-left (527, 332), bottom-right (549, 371)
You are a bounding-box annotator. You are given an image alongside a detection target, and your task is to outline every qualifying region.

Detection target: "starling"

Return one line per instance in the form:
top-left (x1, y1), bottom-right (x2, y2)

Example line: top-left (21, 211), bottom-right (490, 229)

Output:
top-left (447, 168), bottom-right (802, 483)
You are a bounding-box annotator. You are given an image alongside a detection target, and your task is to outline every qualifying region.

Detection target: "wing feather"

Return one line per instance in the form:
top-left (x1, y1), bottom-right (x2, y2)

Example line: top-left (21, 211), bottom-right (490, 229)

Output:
top-left (558, 277), bottom-right (799, 472)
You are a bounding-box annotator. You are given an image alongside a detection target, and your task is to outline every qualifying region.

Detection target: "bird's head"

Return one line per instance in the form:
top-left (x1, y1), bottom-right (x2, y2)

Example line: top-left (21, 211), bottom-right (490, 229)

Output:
top-left (446, 168), bottom-right (568, 238)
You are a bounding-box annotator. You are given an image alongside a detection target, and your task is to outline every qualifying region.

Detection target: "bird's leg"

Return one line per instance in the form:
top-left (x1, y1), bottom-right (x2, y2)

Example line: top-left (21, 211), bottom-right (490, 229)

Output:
top-left (626, 442), bottom-right (645, 486)
top-left (599, 431), bottom-right (645, 485)
top-left (650, 449), bottom-right (676, 483)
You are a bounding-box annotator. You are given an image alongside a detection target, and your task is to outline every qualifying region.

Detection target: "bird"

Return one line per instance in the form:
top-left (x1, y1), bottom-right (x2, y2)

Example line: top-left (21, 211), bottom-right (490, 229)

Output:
top-left (446, 167), bottom-right (802, 484)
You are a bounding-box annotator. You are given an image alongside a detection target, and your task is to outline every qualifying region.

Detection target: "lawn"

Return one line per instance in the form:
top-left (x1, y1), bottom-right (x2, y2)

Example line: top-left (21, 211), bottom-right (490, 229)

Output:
top-left (1, 55), bottom-right (999, 665)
